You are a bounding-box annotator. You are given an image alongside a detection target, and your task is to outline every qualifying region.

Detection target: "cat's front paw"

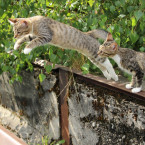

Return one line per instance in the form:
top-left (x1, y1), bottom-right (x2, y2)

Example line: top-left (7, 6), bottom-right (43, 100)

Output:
top-left (24, 48), bottom-right (32, 54)
top-left (131, 87), bottom-right (142, 93)
top-left (106, 75), bottom-right (111, 80)
top-left (103, 71), bottom-right (111, 80)
top-left (126, 84), bottom-right (133, 89)
top-left (14, 43), bottom-right (20, 50)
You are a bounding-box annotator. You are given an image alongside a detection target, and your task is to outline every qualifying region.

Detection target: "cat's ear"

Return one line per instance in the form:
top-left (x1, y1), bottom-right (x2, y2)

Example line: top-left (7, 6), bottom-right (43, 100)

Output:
top-left (20, 20), bottom-right (28, 27)
top-left (111, 42), bottom-right (118, 51)
top-left (8, 18), bottom-right (18, 25)
top-left (106, 33), bottom-right (113, 41)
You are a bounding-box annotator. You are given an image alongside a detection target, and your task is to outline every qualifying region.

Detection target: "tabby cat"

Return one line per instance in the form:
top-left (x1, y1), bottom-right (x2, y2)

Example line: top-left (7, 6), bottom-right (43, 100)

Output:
top-left (98, 33), bottom-right (145, 93)
top-left (8, 15), bottom-right (118, 81)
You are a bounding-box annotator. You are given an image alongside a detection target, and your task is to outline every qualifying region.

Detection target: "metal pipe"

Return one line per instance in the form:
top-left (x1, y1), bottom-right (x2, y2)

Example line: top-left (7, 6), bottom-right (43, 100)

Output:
top-left (0, 125), bottom-right (27, 145)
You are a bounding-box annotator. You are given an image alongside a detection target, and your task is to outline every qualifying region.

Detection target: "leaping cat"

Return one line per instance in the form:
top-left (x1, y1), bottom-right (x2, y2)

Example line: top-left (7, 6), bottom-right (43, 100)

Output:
top-left (8, 16), bottom-right (118, 81)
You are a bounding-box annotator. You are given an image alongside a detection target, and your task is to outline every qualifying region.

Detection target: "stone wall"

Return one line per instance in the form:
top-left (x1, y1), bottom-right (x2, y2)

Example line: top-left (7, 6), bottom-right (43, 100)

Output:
top-left (0, 68), bottom-right (145, 145)
top-left (0, 69), bottom-right (60, 144)
top-left (69, 77), bottom-right (145, 145)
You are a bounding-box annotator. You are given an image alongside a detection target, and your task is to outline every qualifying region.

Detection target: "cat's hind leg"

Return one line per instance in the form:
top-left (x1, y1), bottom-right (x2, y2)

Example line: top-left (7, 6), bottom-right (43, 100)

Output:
top-left (131, 71), bottom-right (144, 93)
top-left (126, 73), bottom-right (136, 89)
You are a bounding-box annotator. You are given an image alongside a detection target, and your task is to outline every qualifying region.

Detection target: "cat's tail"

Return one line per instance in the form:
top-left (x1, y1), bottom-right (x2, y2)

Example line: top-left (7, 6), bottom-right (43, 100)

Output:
top-left (85, 29), bottom-right (108, 40)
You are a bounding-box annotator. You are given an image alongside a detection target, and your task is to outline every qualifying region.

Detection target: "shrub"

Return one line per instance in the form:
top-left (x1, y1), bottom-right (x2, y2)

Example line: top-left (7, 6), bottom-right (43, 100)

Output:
top-left (0, 0), bottom-right (144, 82)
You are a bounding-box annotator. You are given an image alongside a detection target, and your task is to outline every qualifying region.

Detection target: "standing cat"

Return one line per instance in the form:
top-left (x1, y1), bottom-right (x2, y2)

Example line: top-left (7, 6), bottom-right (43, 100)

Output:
top-left (98, 33), bottom-right (145, 93)
top-left (8, 15), bottom-right (118, 81)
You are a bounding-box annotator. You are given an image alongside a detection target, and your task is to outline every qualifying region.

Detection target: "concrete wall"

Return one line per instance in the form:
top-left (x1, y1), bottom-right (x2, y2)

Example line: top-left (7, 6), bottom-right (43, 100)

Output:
top-left (0, 68), bottom-right (145, 145)
top-left (0, 70), bottom-right (60, 144)
top-left (69, 78), bottom-right (145, 145)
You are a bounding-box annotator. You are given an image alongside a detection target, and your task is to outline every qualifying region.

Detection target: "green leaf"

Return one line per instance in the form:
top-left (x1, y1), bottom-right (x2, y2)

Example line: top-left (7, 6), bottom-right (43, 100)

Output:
top-left (42, 136), bottom-right (49, 145)
top-left (49, 48), bottom-right (53, 55)
top-left (140, 47), bottom-right (145, 52)
top-left (22, 9), bottom-right (28, 17)
top-left (49, 53), bottom-right (57, 63)
top-left (0, 9), bottom-right (4, 16)
top-left (16, 64), bottom-right (20, 72)
top-left (130, 32), bottom-right (139, 43)
top-left (9, 68), bottom-right (16, 75)
top-left (102, 16), bottom-right (107, 23)
top-left (140, 23), bottom-right (144, 31)
top-left (39, 73), bottom-right (46, 83)
top-left (27, 62), bottom-right (33, 72)
top-left (13, 50), bottom-right (20, 57)
top-left (140, 0), bottom-right (145, 9)
top-left (19, 0), bottom-right (23, 5)
top-left (110, 5), bottom-right (115, 12)
top-left (107, 25), bottom-right (114, 33)
top-left (81, 63), bottom-right (89, 71)
top-left (88, 0), bottom-right (95, 7)
top-left (16, 75), bottom-right (22, 83)
top-left (45, 65), bottom-right (52, 74)
top-left (55, 140), bottom-right (65, 145)
top-left (115, 1), bottom-right (121, 7)
top-left (81, 63), bottom-right (89, 74)
top-left (134, 10), bottom-right (144, 21)
top-left (115, 37), bottom-right (120, 45)
top-left (127, 6), bottom-right (134, 13)
top-left (2, 65), bottom-right (9, 71)
top-left (131, 17), bottom-right (137, 27)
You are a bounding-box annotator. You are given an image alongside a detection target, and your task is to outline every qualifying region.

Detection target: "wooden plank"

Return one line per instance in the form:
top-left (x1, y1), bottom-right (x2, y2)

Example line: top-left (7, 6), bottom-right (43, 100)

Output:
top-left (73, 71), bottom-right (145, 101)
top-left (59, 69), bottom-right (70, 145)
top-left (33, 59), bottom-right (145, 101)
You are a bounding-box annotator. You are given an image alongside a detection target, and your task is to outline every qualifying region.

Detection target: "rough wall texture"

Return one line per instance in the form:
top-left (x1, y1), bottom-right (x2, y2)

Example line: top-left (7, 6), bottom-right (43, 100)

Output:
top-left (0, 69), bottom-right (145, 145)
top-left (0, 69), bottom-right (60, 144)
top-left (69, 77), bottom-right (145, 145)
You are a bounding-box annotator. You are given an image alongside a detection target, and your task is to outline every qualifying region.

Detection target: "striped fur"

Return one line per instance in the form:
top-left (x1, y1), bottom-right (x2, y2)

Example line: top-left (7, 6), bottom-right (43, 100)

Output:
top-left (9, 16), bottom-right (118, 81)
top-left (98, 33), bottom-right (145, 93)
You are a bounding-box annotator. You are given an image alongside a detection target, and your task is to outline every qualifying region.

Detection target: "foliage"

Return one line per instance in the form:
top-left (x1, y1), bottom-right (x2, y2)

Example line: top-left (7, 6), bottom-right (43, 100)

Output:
top-left (0, 0), bottom-right (144, 82)
top-left (37, 136), bottom-right (65, 145)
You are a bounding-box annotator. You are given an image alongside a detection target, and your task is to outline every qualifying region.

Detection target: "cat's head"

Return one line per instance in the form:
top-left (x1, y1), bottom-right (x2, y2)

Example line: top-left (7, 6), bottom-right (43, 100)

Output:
top-left (98, 33), bottom-right (118, 57)
top-left (8, 18), bottom-right (32, 39)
